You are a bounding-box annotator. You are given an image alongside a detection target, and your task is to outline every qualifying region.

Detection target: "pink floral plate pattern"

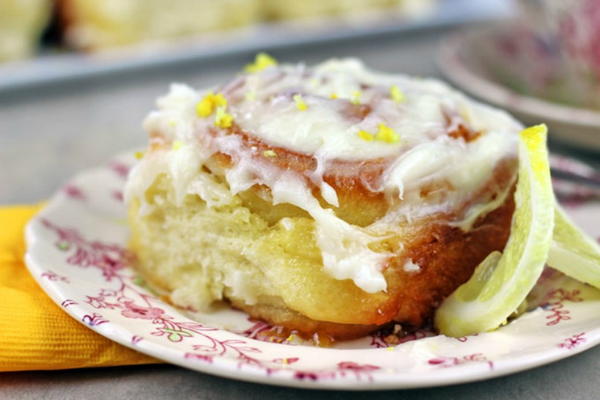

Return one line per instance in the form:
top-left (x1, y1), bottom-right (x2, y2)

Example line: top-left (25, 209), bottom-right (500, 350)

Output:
top-left (24, 153), bottom-right (600, 390)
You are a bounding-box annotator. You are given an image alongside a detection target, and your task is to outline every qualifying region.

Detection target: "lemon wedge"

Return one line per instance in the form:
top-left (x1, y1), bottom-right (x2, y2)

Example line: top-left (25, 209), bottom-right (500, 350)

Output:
top-left (435, 125), bottom-right (554, 337)
top-left (547, 206), bottom-right (600, 289)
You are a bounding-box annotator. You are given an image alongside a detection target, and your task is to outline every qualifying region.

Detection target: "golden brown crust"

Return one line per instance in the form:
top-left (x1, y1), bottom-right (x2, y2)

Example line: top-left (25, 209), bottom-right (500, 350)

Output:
top-left (203, 123), bottom-right (510, 228)
top-left (145, 122), bottom-right (392, 228)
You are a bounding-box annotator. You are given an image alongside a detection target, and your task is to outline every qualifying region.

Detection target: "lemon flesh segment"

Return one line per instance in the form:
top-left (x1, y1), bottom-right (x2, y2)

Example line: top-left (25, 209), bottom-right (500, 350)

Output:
top-left (434, 125), bottom-right (554, 338)
top-left (547, 206), bottom-right (600, 289)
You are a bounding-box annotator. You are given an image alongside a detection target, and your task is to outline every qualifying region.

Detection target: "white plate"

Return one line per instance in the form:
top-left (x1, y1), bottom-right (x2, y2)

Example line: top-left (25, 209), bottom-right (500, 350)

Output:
top-left (25, 153), bottom-right (600, 390)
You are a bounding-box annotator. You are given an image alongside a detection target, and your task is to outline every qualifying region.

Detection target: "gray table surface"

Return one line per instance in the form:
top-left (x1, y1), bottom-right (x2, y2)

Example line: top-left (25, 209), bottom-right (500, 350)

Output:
top-left (1, 19), bottom-right (599, 400)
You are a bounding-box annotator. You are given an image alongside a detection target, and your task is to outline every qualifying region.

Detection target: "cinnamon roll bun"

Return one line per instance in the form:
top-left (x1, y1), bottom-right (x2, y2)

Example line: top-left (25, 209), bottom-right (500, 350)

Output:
top-left (57, 0), bottom-right (261, 50)
top-left (126, 57), bottom-right (520, 340)
top-left (262, 0), bottom-right (435, 21)
top-left (0, 0), bottom-right (51, 61)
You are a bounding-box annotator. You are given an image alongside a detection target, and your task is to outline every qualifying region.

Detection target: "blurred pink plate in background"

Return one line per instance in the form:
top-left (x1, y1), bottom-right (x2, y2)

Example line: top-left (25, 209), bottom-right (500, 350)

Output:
top-left (439, 23), bottom-right (600, 152)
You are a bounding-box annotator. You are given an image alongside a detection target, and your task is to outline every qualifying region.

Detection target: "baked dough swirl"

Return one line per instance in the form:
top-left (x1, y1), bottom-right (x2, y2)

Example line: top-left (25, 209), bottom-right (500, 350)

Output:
top-left (126, 58), bottom-right (520, 339)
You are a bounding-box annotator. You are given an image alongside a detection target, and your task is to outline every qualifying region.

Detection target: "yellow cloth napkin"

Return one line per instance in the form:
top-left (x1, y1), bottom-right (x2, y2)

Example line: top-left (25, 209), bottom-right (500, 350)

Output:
top-left (0, 205), bottom-right (159, 372)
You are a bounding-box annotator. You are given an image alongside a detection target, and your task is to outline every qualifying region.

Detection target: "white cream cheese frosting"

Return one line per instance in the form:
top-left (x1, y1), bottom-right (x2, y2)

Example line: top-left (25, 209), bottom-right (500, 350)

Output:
top-left (126, 58), bottom-right (521, 294)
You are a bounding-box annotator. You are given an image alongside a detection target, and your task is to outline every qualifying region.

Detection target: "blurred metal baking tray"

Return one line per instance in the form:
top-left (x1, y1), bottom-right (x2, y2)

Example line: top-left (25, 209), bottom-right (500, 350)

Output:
top-left (0, 0), bottom-right (511, 93)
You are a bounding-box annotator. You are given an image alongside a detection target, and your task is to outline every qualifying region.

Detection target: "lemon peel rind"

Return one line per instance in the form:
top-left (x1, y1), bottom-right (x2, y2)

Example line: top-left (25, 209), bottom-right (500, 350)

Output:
top-left (547, 206), bottom-right (600, 289)
top-left (434, 125), bottom-right (554, 337)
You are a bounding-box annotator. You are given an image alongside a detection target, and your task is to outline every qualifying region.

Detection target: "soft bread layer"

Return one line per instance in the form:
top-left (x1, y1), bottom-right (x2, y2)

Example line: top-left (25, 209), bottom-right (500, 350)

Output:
top-left (129, 171), bottom-right (514, 339)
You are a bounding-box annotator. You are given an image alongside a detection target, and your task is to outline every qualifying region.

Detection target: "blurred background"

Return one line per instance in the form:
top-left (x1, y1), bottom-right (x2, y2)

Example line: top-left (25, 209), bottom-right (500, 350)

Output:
top-left (0, 0), bottom-right (598, 204)
top-left (1, 0), bottom-right (441, 60)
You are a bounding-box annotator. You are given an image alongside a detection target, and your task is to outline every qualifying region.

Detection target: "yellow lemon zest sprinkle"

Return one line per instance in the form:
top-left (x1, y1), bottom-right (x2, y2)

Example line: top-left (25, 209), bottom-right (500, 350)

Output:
top-left (351, 90), bottom-right (362, 105)
top-left (214, 106), bottom-right (233, 128)
top-left (293, 94), bottom-right (308, 111)
top-left (282, 358), bottom-right (289, 365)
top-left (245, 52), bottom-right (278, 73)
top-left (196, 97), bottom-right (213, 117)
top-left (358, 130), bottom-right (374, 141)
top-left (263, 149), bottom-right (277, 158)
top-left (196, 92), bottom-right (227, 117)
top-left (386, 346), bottom-right (395, 352)
top-left (286, 334), bottom-right (297, 343)
top-left (172, 140), bottom-right (184, 150)
top-left (375, 123), bottom-right (400, 143)
top-left (134, 151), bottom-right (144, 160)
top-left (329, 93), bottom-right (338, 99)
top-left (390, 85), bottom-right (405, 103)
